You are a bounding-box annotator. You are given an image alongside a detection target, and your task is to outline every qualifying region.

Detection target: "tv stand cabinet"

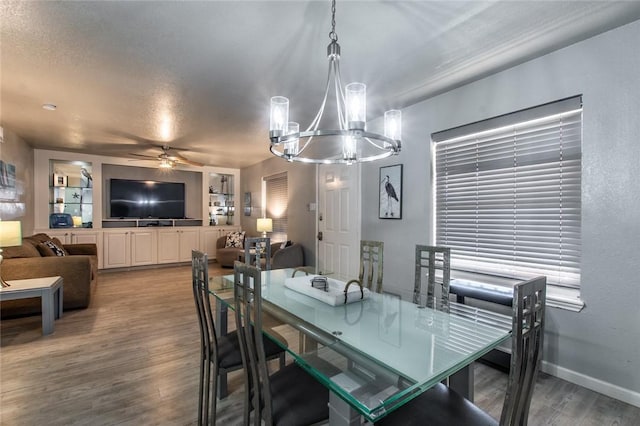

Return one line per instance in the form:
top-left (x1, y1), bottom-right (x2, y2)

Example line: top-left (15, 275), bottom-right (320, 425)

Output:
top-left (102, 219), bottom-right (203, 228)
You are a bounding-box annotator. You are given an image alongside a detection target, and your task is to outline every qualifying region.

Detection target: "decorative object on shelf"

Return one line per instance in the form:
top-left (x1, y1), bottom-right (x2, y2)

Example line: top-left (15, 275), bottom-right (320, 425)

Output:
top-left (0, 220), bottom-right (22, 287)
top-left (220, 175), bottom-right (228, 194)
top-left (256, 217), bottom-right (273, 238)
top-left (268, 0), bottom-right (401, 165)
top-left (55, 197), bottom-right (65, 213)
top-left (72, 216), bottom-right (83, 227)
top-left (80, 167), bottom-right (93, 188)
top-left (379, 164), bottom-right (402, 219)
top-left (209, 185), bottom-right (214, 194)
top-left (53, 173), bottom-right (67, 187)
top-left (244, 192), bottom-right (251, 216)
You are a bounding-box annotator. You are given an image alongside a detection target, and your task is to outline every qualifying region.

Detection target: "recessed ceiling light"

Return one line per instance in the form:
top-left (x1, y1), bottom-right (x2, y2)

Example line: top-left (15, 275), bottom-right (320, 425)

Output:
top-left (42, 103), bottom-right (57, 111)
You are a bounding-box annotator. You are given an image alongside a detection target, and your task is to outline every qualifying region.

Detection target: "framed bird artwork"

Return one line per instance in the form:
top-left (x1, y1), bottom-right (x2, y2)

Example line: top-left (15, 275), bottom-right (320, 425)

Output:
top-left (379, 164), bottom-right (402, 219)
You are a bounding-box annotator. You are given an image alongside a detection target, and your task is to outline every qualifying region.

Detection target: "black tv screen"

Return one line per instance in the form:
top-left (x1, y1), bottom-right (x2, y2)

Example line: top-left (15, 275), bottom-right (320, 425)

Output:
top-left (110, 179), bottom-right (185, 219)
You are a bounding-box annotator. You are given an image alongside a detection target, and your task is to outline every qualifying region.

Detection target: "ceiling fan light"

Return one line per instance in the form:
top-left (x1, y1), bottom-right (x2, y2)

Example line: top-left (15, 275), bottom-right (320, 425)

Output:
top-left (159, 158), bottom-right (173, 169)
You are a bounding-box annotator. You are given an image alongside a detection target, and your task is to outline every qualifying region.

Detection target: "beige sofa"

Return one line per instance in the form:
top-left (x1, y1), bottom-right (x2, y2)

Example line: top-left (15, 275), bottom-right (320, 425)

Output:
top-left (1, 233), bottom-right (97, 318)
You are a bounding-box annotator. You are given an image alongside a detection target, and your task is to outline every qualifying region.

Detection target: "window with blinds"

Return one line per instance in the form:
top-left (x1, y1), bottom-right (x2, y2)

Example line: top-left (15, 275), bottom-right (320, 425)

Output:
top-left (264, 172), bottom-right (288, 242)
top-left (433, 96), bottom-right (582, 288)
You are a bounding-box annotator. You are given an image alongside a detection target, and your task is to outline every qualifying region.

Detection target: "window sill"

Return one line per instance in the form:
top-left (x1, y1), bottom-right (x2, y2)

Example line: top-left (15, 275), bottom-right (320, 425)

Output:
top-left (546, 286), bottom-right (585, 312)
top-left (450, 271), bottom-right (585, 313)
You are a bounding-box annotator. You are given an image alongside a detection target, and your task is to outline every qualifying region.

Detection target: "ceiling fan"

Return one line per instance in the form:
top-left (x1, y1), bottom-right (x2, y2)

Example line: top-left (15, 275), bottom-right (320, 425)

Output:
top-left (129, 145), bottom-right (204, 169)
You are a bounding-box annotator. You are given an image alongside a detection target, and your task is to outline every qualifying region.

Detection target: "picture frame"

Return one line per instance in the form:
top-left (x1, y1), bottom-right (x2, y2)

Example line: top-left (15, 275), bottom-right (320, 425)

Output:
top-left (0, 160), bottom-right (16, 188)
top-left (53, 173), bottom-right (67, 187)
top-left (244, 191), bottom-right (252, 216)
top-left (379, 164), bottom-right (402, 219)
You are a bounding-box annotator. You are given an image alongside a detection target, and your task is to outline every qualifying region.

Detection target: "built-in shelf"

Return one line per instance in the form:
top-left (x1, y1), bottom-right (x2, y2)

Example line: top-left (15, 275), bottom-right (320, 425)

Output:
top-left (208, 173), bottom-right (234, 226)
top-left (49, 160), bottom-right (93, 228)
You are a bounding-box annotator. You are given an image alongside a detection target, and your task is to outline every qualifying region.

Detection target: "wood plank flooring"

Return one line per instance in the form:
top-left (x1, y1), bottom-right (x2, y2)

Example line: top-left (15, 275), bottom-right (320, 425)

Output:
top-left (1, 264), bottom-right (639, 425)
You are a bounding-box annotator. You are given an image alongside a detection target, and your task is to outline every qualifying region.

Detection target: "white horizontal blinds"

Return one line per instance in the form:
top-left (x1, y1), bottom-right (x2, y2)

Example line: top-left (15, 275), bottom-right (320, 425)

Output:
top-left (434, 96), bottom-right (582, 288)
top-left (265, 172), bottom-right (288, 242)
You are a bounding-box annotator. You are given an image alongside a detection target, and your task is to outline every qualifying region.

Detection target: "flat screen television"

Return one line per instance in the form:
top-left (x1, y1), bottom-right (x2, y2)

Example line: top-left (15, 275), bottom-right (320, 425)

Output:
top-left (110, 179), bottom-right (185, 219)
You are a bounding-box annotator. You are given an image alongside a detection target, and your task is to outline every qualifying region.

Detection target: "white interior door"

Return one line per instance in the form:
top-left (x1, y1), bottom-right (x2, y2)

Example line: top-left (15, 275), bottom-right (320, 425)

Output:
top-left (317, 164), bottom-right (361, 281)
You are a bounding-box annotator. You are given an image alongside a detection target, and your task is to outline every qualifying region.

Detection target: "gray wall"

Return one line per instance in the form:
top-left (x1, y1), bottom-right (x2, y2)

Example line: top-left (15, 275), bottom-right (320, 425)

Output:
top-left (362, 21), bottom-right (640, 394)
top-left (102, 164), bottom-right (203, 219)
top-left (240, 157), bottom-right (316, 266)
top-left (0, 130), bottom-right (34, 234)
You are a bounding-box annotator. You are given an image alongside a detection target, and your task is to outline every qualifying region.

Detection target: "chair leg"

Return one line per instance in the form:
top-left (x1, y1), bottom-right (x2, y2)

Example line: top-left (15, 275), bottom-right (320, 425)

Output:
top-left (218, 369), bottom-right (229, 399)
top-left (210, 364), bottom-right (219, 425)
top-left (202, 359), bottom-right (211, 425)
top-left (198, 353), bottom-right (206, 426)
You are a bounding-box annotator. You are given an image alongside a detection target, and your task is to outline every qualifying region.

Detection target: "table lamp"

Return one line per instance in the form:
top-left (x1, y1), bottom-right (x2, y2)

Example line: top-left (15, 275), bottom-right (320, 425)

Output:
top-left (0, 221), bottom-right (22, 287)
top-left (256, 217), bottom-right (273, 238)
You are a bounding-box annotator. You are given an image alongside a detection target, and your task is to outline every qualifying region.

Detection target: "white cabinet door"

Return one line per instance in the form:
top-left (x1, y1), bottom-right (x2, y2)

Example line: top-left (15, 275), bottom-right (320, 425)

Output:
top-left (178, 228), bottom-right (200, 262)
top-left (201, 228), bottom-right (221, 258)
top-left (70, 231), bottom-right (102, 269)
top-left (130, 230), bottom-right (157, 266)
top-left (103, 230), bottom-right (131, 269)
top-left (157, 228), bottom-right (200, 263)
top-left (157, 229), bottom-right (181, 264)
top-left (69, 231), bottom-right (99, 245)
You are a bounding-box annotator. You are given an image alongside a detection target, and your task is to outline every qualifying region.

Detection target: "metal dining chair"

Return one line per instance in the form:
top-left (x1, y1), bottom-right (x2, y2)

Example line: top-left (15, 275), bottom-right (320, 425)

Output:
top-left (413, 245), bottom-right (451, 312)
top-left (233, 261), bottom-right (333, 426)
top-left (244, 237), bottom-right (272, 270)
top-left (376, 276), bottom-right (546, 426)
top-left (353, 240), bottom-right (384, 293)
top-left (191, 250), bottom-right (285, 426)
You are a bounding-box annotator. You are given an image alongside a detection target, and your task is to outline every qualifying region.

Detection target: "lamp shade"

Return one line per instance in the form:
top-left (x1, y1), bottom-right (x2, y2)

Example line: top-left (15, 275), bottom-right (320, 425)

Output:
top-left (256, 218), bottom-right (273, 233)
top-left (0, 221), bottom-right (22, 247)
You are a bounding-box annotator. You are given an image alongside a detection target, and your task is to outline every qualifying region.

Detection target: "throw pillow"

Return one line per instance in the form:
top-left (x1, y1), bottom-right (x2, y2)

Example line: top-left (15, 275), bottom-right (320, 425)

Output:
top-left (37, 240), bottom-right (67, 257)
top-left (225, 231), bottom-right (245, 249)
top-left (280, 240), bottom-right (293, 249)
top-left (51, 238), bottom-right (69, 255)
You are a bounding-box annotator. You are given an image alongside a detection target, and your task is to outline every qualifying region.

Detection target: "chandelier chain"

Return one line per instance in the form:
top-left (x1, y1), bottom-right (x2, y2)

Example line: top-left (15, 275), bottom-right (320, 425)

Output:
top-left (329, 0), bottom-right (338, 41)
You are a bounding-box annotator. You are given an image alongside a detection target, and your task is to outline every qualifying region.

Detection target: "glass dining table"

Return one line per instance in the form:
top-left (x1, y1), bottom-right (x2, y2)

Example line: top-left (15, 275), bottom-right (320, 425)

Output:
top-left (210, 268), bottom-right (511, 425)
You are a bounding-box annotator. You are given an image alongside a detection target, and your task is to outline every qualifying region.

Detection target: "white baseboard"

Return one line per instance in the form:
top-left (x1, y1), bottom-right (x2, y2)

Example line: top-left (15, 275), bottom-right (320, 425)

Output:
top-left (541, 361), bottom-right (640, 408)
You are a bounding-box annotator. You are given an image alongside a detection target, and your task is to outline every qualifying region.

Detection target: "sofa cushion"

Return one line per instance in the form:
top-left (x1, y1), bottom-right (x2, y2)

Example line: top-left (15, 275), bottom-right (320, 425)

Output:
top-left (225, 231), bottom-right (245, 248)
top-left (2, 241), bottom-right (41, 258)
top-left (37, 239), bottom-right (68, 257)
top-left (26, 233), bottom-right (53, 244)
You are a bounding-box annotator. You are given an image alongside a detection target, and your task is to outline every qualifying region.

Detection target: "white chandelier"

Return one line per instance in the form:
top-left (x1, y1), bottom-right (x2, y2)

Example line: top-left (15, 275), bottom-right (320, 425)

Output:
top-left (269, 0), bottom-right (402, 164)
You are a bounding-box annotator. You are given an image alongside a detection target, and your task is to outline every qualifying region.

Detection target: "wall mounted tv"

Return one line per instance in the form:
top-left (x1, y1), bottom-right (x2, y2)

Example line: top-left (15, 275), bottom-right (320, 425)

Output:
top-left (110, 179), bottom-right (185, 219)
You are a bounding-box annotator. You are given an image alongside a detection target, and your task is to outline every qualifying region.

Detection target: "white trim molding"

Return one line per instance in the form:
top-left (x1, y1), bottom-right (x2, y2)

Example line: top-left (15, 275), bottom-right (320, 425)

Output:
top-left (547, 286), bottom-right (585, 312)
top-left (541, 361), bottom-right (640, 408)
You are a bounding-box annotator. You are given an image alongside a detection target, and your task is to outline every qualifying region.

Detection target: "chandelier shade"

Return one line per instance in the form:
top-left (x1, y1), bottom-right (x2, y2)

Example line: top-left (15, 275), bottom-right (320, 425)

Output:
top-left (269, 0), bottom-right (401, 165)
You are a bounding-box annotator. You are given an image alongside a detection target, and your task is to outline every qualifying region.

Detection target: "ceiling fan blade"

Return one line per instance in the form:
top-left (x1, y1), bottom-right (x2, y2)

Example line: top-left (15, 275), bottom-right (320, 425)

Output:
top-left (172, 152), bottom-right (205, 167)
top-left (129, 153), bottom-right (159, 160)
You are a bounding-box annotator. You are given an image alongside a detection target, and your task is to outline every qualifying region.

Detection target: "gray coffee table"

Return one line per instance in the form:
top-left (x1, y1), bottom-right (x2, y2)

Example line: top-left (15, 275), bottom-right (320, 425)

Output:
top-left (0, 276), bottom-right (64, 335)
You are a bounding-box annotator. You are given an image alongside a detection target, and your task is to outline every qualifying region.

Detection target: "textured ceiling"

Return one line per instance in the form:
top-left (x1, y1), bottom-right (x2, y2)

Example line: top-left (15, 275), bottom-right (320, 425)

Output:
top-left (2, 1), bottom-right (640, 168)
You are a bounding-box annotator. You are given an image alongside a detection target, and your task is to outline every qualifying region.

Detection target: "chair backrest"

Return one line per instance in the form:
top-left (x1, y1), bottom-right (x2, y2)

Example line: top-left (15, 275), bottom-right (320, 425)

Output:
top-left (244, 237), bottom-right (272, 270)
top-left (500, 276), bottom-right (546, 426)
top-left (192, 250), bottom-right (218, 364)
top-left (359, 240), bottom-right (384, 293)
top-left (413, 245), bottom-right (450, 312)
top-left (233, 261), bottom-right (274, 426)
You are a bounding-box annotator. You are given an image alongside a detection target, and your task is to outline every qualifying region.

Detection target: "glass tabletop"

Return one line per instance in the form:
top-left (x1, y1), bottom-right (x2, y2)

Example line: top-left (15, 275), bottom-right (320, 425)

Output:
top-left (211, 268), bottom-right (511, 421)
